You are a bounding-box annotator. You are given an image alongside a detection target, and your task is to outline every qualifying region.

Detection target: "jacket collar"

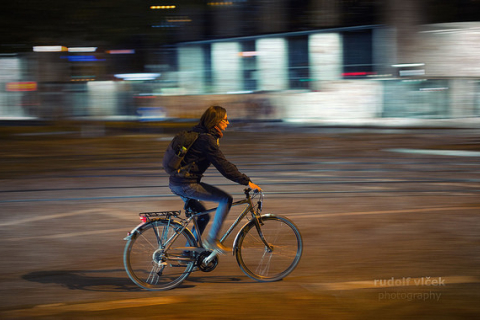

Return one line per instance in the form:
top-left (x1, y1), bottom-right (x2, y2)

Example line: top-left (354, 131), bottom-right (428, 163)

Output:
top-left (193, 124), bottom-right (221, 138)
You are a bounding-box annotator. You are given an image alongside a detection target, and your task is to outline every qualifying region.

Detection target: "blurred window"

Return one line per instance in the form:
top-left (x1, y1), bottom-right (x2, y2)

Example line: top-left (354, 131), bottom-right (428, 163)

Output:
top-left (203, 44), bottom-right (213, 93)
top-left (287, 35), bottom-right (310, 90)
top-left (241, 41), bottom-right (257, 91)
top-left (342, 29), bottom-right (374, 79)
top-left (382, 80), bottom-right (450, 118)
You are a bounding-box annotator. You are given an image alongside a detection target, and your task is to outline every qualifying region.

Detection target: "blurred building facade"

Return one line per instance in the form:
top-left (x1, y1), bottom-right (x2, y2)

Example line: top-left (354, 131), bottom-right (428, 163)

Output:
top-left (1, 0), bottom-right (480, 123)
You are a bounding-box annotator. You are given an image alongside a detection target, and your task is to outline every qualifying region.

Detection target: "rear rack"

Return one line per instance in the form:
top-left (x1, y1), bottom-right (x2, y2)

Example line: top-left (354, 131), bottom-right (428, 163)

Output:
top-left (139, 211), bottom-right (181, 221)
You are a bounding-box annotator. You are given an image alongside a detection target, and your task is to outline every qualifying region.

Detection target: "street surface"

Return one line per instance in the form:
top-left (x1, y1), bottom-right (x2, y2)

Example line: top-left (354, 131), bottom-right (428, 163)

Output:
top-left (1, 124), bottom-right (479, 319)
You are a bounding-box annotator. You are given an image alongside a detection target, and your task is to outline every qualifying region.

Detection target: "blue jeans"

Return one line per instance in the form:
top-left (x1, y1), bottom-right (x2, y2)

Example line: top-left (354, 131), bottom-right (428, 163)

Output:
top-left (169, 181), bottom-right (233, 242)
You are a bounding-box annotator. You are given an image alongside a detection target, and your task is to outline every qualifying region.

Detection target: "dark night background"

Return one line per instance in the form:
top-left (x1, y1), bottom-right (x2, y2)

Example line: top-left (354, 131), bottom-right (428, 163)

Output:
top-left (2, 0), bottom-right (480, 53)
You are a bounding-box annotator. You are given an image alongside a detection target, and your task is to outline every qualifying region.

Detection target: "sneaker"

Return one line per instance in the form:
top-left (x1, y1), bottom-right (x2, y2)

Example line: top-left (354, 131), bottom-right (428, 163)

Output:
top-left (203, 239), bottom-right (231, 255)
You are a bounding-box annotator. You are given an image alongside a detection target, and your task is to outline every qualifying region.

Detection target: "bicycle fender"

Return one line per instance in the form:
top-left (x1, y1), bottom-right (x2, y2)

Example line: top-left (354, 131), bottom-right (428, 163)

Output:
top-left (232, 214), bottom-right (276, 255)
top-left (124, 222), bottom-right (149, 241)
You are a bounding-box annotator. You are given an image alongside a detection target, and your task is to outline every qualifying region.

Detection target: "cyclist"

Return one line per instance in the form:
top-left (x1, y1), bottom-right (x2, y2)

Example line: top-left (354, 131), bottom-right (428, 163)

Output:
top-left (168, 105), bottom-right (262, 253)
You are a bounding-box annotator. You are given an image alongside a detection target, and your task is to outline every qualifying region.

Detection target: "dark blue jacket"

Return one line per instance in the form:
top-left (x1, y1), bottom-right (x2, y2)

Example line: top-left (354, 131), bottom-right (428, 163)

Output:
top-left (169, 124), bottom-right (251, 186)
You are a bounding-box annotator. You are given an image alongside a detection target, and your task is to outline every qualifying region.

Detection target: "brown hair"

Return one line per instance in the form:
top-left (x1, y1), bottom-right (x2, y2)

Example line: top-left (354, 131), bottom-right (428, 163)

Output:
top-left (199, 105), bottom-right (226, 130)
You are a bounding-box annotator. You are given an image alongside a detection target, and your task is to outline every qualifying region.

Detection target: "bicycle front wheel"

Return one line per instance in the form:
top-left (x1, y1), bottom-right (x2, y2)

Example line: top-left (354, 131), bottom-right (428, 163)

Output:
top-left (235, 214), bottom-right (303, 282)
top-left (124, 219), bottom-right (196, 291)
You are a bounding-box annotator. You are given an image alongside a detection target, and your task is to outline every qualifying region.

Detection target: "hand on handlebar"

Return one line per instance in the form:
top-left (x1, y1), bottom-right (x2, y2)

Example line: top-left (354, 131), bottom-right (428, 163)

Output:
top-left (248, 181), bottom-right (262, 192)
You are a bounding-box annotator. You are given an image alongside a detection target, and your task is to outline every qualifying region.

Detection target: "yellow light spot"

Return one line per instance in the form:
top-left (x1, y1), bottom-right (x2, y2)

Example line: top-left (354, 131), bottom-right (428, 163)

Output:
top-left (150, 5), bottom-right (176, 9)
top-left (208, 2), bottom-right (233, 5)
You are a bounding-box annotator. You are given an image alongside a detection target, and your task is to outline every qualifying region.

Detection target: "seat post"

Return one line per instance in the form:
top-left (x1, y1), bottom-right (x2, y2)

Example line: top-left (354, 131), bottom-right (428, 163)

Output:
top-left (184, 198), bottom-right (202, 243)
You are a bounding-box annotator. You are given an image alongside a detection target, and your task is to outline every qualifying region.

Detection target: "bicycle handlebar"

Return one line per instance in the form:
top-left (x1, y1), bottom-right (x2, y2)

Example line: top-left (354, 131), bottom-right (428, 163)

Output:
top-left (244, 188), bottom-right (262, 196)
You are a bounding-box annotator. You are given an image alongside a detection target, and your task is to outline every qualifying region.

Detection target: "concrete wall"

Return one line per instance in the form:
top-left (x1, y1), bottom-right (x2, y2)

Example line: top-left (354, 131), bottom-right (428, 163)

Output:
top-left (143, 78), bottom-right (479, 126)
top-left (153, 80), bottom-right (383, 122)
top-left (212, 42), bottom-right (242, 93)
top-left (256, 38), bottom-right (288, 91)
top-left (87, 81), bottom-right (118, 117)
top-left (278, 81), bottom-right (382, 121)
top-left (309, 33), bottom-right (343, 88)
top-left (416, 22), bottom-right (480, 77)
top-left (178, 45), bottom-right (205, 94)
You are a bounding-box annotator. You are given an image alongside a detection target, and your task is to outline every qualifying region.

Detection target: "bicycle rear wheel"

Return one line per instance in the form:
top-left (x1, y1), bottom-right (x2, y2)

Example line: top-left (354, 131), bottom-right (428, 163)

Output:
top-left (124, 219), bottom-right (196, 291)
top-left (235, 215), bottom-right (302, 282)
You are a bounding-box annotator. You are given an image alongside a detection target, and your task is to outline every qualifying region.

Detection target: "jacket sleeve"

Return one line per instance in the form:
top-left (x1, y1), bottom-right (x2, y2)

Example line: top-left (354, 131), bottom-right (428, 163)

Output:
top-left (202, 135), bottom-right (251, 185)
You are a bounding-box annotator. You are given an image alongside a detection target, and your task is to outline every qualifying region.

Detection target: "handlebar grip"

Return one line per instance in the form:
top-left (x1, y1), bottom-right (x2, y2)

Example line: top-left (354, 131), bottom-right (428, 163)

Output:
top-left (244, 187), bottom-right (262, 196)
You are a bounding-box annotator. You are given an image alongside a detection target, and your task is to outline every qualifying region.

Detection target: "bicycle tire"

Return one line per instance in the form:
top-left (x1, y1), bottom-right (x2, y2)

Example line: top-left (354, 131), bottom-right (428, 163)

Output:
top-left (235, 214), bottom-right (303, 282)
top-left (124, 219), bottom-right (197, 291)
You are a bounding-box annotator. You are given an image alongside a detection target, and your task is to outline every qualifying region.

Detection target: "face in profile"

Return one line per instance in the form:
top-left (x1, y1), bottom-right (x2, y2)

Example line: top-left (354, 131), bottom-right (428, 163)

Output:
top-left (217, 113), bottom-right (229, 131)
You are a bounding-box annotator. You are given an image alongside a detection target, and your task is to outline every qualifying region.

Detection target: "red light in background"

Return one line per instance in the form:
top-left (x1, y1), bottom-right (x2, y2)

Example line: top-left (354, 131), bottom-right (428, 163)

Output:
top-left (342, 72), bottom-right (377, 77)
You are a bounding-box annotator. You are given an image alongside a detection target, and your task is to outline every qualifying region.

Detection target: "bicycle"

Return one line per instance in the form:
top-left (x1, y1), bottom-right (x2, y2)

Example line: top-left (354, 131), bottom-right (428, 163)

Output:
top-left (123, 188), bottom-right (303, 291)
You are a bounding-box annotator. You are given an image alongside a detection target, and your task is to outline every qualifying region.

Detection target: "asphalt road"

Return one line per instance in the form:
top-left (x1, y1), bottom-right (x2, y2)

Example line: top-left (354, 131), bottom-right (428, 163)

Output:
top-left (1, 124), bottom-right (479, 319)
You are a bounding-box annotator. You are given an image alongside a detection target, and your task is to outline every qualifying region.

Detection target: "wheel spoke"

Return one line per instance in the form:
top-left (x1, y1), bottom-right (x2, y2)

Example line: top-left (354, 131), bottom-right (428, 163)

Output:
top-left (236, 216), bottom-right (302, 282)
top-left (255, 249), bottom-right (273, 276)
top-left (147, 263), bottom-right (164, 284)
top-left (124, 220), bottom-right (196, 291)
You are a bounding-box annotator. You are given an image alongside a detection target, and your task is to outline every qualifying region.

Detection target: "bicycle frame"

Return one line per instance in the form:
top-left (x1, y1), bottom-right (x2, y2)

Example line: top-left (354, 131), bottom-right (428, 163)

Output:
top-left (125, 189), bottom-right (269, 268)
top-left (188, 189), bottom-right (262, 250)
